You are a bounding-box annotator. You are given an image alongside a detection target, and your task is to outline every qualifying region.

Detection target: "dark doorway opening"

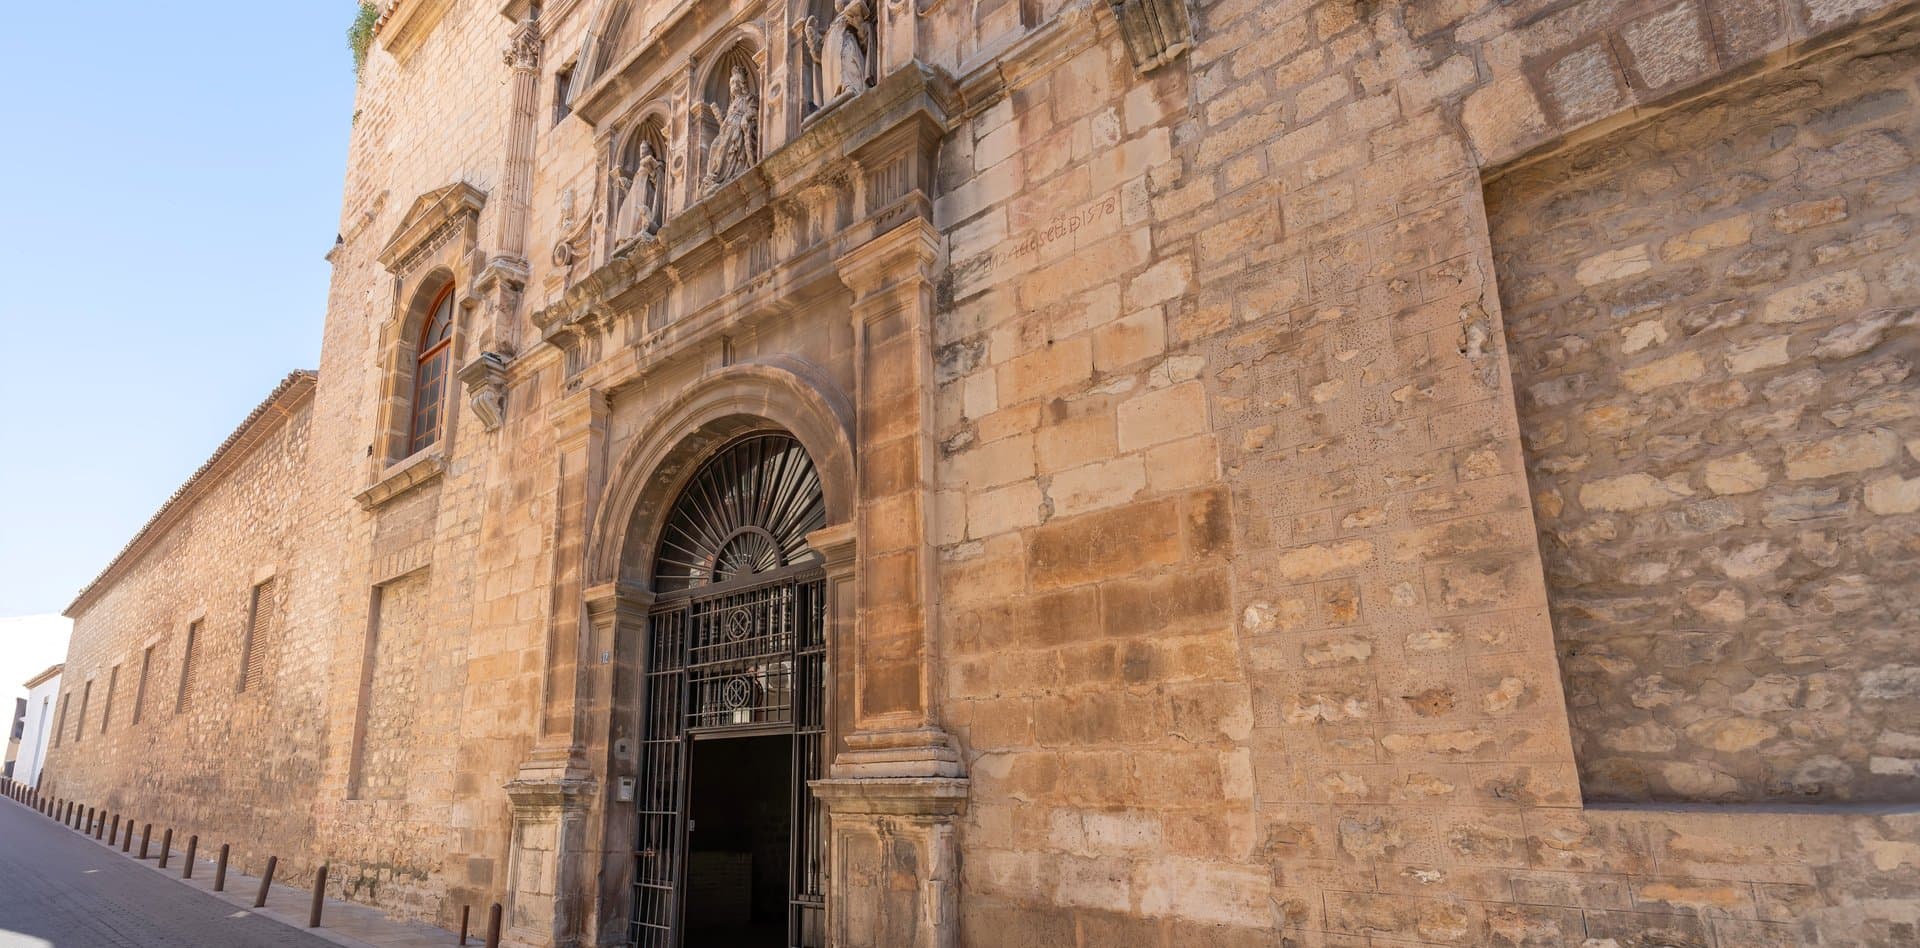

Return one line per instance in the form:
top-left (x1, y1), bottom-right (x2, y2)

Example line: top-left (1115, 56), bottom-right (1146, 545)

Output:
top-left (682, 734), bottom-right (793, 947)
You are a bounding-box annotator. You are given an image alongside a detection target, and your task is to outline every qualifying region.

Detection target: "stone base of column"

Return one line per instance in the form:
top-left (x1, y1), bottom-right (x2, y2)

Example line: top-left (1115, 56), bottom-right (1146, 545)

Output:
top-left (811, 775), bottom-right (969, 948)
top-left (502, 754), bottom-right (596, 948)
top-left (830, 727), bottom-right (965, 779)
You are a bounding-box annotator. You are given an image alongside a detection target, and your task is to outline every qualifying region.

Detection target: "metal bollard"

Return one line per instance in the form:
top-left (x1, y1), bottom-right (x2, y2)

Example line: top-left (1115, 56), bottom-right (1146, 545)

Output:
top-left (110, 814), bottom-right (121, 845)
top-left (183, 835), bottom-right (198, 879)
top-left (138, 823), bottom-right (152, 859)
top-left (308, 864), bottom-right (328, 928)
top-left (95, 812), bottom-right (105, 840)
top-left (485, 903), bottom-right (502, 948)
top-left (460, 905), bottom-right (471, 945)
top-left (254, 855), bottom-right (277, 908)
top-left (214, 844), bottom-right (230, 891)
top-left (122, 820), bottom-right (134, 852)
top-left (85, 807), bottom-right (94, 832)
top-left (158, 828), bottom-right (174, 869)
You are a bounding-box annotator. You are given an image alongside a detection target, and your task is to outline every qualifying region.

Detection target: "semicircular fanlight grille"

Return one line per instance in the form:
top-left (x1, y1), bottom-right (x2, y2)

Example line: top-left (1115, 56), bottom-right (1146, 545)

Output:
top-left (652, 434), bottom-right (827, 595)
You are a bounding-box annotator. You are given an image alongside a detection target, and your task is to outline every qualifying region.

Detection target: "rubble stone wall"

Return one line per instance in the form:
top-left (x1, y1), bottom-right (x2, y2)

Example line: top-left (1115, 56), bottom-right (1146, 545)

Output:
top-left (1492, 25), bottom-right (1920, 805)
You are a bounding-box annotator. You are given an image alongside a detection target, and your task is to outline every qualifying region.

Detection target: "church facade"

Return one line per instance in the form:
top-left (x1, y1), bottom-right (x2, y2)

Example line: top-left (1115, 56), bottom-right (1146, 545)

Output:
top-left (36, 0), bottom-right (1920, 945)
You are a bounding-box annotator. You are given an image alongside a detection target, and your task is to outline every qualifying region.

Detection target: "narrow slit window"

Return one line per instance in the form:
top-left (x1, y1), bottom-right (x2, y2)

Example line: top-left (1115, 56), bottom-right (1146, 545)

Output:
top-left (239, 578), bottom-right (278, 694)
top-left (102, 665), bottom-right (118, 734)
top-left (75, 681), bottom-right (91, 744)
top-left (133, 645), bottom-right (153, 724)
top-left (408, 284), bottom-right (456, 456)
top-left (54, 693), bottom-right (68, 747)
top-left (177, 621), bottom-right (202, 714)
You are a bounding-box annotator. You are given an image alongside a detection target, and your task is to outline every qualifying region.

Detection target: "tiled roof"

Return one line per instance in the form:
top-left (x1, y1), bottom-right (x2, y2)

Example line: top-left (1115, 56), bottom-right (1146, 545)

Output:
top-left (64, 371), bottom-right (319, 618)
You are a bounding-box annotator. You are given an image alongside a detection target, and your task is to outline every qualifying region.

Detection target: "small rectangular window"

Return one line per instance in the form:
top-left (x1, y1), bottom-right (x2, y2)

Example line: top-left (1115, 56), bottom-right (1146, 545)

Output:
top-left (133, 646), bottom-right (154, 724)
top-left (102, 665), bottom-right (119, 734)
top-left (177, 621), bottom-right (202, 714)
top-left (239, 578), bottom-right (278, 694)
top-left (553, 62), bottom-right (575, 124)
top-left (75, 682), bottom-right (91, 744)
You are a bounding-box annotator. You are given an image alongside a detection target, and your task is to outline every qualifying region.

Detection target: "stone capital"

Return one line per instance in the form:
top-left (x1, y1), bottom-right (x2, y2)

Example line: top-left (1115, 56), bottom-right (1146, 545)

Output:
top-left (831, 726), bottom-right (965, 780)
top-left (835, 217), bottom-right (939, 302)
top-left (810, 775), bottom-right (969, 818)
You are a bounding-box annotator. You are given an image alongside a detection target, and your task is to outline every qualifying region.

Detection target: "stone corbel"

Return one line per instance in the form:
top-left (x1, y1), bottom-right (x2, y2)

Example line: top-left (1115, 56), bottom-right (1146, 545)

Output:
top-left (1108, 0), bottom-right (1193, 73)
top-left (471, 254), bottom-right (530, 356)
top-left (458, 351), bottom-right (512, 432)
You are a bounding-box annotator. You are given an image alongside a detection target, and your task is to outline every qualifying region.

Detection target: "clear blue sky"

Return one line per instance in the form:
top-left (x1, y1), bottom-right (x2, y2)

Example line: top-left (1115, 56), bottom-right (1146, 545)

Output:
top-left (0, 3), bottom-right (358, 618)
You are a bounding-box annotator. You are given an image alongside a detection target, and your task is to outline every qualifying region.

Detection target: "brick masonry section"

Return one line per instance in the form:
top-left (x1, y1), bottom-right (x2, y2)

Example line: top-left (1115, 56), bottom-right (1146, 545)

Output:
top-left (1492, 23), bottom-right (1920, 805)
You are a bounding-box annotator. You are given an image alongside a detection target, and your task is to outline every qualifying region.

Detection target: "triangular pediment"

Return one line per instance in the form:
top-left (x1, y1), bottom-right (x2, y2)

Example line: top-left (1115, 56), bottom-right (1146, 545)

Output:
top-left (377, 182), bottom-right (487, 272)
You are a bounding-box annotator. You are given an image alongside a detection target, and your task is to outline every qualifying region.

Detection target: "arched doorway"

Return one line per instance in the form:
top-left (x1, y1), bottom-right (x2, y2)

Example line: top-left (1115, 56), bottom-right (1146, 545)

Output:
top-left (631, 432), bottom-right (829, 948)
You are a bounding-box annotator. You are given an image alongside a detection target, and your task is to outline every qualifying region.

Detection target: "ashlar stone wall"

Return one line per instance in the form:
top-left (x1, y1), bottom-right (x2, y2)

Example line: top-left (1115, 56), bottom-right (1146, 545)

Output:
top-left (1491, 24), bottom-right (1920, 804)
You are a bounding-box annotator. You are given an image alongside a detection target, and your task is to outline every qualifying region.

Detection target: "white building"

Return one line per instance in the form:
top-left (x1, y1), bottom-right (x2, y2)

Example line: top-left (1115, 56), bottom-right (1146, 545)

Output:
top-left (15, 665), bottom-right (61, 789)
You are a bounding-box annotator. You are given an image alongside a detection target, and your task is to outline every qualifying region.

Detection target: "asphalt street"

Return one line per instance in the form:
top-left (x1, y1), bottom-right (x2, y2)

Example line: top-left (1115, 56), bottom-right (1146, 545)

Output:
top-left (0, 798), bottom-right (334, 948)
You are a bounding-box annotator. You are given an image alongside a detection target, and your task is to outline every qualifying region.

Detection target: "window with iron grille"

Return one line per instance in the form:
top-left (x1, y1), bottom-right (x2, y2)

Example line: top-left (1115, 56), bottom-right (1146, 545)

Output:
top-left (133, 645), bottom-right (153, 725)
top-left (177, 621), bottom-right (202, 714)
top-left (628, 433), bottom-right (830, 948)
top-left (239, 578), bottom-right (278, 694)
top-left (101, 665), bottom-right (118, 734)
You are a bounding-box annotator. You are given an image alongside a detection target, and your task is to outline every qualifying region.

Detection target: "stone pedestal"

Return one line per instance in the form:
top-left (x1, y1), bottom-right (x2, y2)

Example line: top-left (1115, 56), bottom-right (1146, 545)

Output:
top-left (502, 763), bottom-right (596, 948)
top-left (811, 776), bottom-right (968, 948)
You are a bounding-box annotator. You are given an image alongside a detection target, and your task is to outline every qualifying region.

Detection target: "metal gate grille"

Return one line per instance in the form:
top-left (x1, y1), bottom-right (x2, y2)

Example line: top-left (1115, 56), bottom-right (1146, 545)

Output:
top-left (630, 572), bottom-right (828, 948)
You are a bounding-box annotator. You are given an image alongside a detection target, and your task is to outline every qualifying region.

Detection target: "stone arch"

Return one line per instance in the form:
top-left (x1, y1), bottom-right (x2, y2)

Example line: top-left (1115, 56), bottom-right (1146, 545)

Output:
top-left (586, 356), bottom-right (855, 592)
top-left (376, 266), bottom-right (459, 461)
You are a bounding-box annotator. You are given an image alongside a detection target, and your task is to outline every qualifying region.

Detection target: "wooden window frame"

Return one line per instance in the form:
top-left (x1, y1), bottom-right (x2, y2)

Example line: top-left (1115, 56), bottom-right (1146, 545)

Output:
top-left (177, 620), bottom-right (202, 714)
top-left (406, 284), bottom-right (456, 457)
top-left (238, 578), bottom-right (278, 694)
top-left (133, 645), bottom-right (153, 725)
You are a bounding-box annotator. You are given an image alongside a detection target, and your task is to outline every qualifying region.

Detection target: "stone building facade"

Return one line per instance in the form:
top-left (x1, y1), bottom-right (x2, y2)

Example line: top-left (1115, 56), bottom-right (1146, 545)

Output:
top-left (36, 0), bottom-right (1920, 945)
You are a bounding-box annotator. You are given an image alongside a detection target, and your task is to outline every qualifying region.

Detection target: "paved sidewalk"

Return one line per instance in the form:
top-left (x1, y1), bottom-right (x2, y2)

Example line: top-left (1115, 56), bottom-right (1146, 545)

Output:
top-left (0, 794), bottom-right (467, 948)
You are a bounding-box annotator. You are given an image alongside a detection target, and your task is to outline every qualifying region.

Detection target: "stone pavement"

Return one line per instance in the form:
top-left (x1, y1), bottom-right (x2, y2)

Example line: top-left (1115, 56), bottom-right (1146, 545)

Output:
top-left (0, 794), bottom-right (463, 948)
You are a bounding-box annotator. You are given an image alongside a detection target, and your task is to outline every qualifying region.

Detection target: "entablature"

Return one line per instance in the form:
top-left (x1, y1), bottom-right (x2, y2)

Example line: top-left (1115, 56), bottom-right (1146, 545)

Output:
top-left (531, 62), bottom-right (951, 395)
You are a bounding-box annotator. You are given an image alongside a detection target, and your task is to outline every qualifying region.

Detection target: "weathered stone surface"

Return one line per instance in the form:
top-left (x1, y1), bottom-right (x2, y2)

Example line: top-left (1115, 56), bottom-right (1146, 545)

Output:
top-left (33, 2), bottom-right (1920, 946)
top-left (1494, 21), bottom-right (1920, 809)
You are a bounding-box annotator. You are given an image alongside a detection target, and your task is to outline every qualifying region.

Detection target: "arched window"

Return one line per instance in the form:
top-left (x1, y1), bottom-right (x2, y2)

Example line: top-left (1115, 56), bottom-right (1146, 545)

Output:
top-left (408, 284), bottom-right (455, 455)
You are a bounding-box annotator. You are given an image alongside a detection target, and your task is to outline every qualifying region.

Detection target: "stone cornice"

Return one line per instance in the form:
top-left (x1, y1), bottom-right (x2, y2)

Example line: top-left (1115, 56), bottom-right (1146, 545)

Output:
top-left (353, 449), bottom-right (447, 510)
top-left (65, 371), bottom-right (317, 618)
top-left (378, 182), bottom-right (489, 274)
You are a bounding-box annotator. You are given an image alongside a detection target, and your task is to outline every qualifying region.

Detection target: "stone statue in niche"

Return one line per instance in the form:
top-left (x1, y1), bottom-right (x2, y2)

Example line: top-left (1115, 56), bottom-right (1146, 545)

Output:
top-left (699, 66), bottom-right (759, 196)
top-left (610, 140), bottom-right (664, 245)
top-left (552, 186), bottom-right (593, 272)
top-left (817, 0), bottom-right (871, 103)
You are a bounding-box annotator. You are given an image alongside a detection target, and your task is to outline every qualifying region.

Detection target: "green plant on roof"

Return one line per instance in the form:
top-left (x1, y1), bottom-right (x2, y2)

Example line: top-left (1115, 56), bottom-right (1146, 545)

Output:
top-left (348, 2), bottom-right (379, 75)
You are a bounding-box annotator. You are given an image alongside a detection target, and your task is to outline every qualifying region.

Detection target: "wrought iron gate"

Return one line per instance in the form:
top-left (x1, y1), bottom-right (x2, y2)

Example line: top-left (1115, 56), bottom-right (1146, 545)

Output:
top-left (629, 434), bottom-right (829, 948)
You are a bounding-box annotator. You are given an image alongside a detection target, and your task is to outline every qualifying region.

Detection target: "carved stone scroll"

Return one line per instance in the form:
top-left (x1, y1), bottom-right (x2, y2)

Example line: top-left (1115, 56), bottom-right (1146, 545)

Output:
top-left (1108, 0), bottom-right (1193, 73)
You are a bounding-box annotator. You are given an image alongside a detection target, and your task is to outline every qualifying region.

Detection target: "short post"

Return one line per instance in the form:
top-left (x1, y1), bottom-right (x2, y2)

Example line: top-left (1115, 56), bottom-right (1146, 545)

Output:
top-left (138, 823), bottom-right (152, 859)
top-left (183, 835), bottom-right (198, 878)
top-left (460, 905), bottom-right (471, 945)
top-left (94, 813), bottom-right (105, 840)
top-left (485, 903), bottom-right (502, 948)
top-left (253, 855), bottom-right (277, 908)
top-left (110, 814), bottom-right (120, 845)
top-left (85, 807), bottom-right (94, 832)
top-left (308, 864), bottom-right (328, 927)
top-left (158, 828), bottom-right (174, 869)
top-left (213, 844), bottom-right (230, 891)
top-left (121, 821), bottom-right (133, 852)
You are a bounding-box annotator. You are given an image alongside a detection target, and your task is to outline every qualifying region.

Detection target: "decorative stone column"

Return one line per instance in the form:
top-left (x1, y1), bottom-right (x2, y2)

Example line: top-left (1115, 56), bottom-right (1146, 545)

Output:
top-left (504, 387), bottom-right (610, 948)
top-left (462, 9), bottom-right (540, 426)
top-left (814, 218), bottom-right (967, 948)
